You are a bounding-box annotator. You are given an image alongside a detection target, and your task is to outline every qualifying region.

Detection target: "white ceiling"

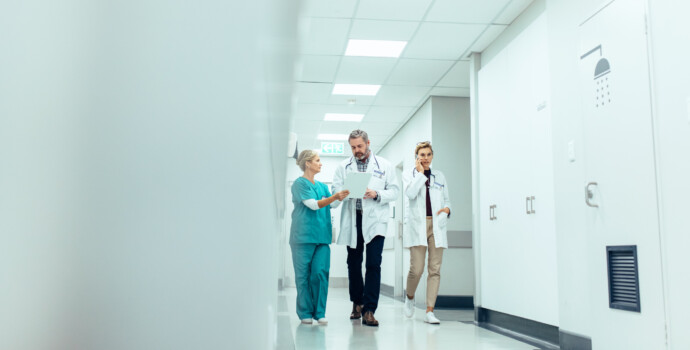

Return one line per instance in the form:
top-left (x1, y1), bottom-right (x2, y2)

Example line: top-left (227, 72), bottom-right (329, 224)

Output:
top-left (292, 0), bottom-right (533, 153)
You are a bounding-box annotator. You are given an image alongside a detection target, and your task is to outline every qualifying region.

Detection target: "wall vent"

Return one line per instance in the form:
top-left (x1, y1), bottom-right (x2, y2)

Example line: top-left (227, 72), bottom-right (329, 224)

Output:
top-left (606, 245), bottom-right (641, 312)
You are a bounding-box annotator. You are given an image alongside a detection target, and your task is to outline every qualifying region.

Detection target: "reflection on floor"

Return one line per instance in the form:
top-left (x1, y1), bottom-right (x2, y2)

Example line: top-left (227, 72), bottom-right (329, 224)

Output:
top-left (277, 287), bottom-right (538, 350)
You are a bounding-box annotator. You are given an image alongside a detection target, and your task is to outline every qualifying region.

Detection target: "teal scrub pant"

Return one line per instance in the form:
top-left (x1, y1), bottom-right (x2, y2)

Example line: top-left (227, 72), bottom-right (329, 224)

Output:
top-left (290, 243), bottom-right (330, 320)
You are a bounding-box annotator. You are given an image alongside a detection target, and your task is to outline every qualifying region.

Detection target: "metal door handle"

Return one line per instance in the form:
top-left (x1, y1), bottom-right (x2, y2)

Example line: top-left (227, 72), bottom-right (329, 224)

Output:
top-left (526, 197), bottom-right (530, 214)
top-left (585, 182), bottom-right (598, 208)
top-left (489, 204), bottom-right (497, 220)
top-left (530, 196), bottom-right (535, 214)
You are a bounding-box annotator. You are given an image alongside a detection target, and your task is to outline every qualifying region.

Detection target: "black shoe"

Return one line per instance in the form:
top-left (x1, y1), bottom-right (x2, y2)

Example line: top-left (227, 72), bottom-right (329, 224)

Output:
top-left (350, 303), bottom-right (363, 319)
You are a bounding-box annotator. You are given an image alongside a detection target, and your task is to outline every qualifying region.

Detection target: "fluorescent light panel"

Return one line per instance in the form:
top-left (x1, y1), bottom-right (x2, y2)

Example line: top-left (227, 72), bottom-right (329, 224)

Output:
top-left (324, 113), bottom-right (364, 122)
top-left (317, 134), bottom-right (349, 141)
top-left (332, 84), bottom-right (381, 96)
top-left (345, 39), bottom-right (407, 58)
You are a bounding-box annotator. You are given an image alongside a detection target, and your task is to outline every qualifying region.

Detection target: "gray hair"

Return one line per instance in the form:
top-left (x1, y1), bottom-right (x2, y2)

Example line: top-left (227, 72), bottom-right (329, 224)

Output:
top-left (296, 149), bottom-right (318, 171)
top-left (348, 129), bottom-right (369, 143)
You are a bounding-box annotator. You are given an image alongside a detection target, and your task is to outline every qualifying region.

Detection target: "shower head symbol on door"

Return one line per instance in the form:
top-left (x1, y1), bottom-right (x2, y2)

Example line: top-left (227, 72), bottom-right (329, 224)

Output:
top-left (580, 45), bottom-right (611, 108)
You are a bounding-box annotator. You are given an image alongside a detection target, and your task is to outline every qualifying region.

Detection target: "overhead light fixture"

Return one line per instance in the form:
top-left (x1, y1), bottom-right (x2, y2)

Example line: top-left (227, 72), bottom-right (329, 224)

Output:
top-left (317, 134), bottom-right (349, 141)
top-left (324, 113), bottom-right (364, 122)
top-left (345, 39), bottom-right (407, 58)
top-left (332, 84), bottom-right (381, 96)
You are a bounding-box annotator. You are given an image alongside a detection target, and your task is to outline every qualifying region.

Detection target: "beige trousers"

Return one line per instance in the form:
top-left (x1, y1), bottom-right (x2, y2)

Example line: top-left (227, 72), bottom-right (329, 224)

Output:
top-left (406, 217), bottom-right (444, 308)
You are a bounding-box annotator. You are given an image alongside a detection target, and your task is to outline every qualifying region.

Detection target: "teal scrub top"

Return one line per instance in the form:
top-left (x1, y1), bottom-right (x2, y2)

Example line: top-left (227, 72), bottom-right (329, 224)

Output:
top-left (290, 177), bottom-right (332, 245)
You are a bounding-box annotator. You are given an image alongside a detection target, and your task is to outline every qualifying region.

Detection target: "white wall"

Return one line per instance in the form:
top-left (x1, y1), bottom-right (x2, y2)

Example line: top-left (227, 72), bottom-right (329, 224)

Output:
top-left (0, 1), bottom-right (297, 349)
top-left (646, 1), bottom-right (690, 348)
top-left (476, 4), bottom-right (559, 326)
top-left (430, 97), bottom-right (475, 296)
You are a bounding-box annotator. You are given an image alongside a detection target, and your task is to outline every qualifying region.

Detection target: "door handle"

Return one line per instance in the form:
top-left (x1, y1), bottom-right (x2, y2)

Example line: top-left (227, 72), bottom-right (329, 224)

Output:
top-left (585, 182), bottom-right (598, 208)
top-left (526, 197), bottom-right (530, 214)
top-left (530, 196), bottom-right (535, 214)
top-left (489, 204), bottom-right (497, 220)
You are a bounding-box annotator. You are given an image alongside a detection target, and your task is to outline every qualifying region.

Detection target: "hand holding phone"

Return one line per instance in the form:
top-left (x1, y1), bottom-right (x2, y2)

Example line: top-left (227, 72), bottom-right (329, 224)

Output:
top-left (415, 156), bottom-right (424, 173)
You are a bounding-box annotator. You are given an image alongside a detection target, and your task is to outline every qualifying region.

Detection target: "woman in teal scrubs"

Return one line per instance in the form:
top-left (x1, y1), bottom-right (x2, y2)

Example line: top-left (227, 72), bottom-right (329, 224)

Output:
top-left (291, 150), bottom-right (349, 325)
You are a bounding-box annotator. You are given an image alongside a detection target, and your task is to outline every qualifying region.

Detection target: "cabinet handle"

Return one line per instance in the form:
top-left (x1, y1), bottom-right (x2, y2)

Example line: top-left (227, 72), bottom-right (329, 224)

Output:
top-left (489, 204), bottom-right (496, 220)
top-left (585, 182), bottom-right (598, 208)
top-left (530, 196), bottom-right (536, 214)
top-left (526, 197), bottom-right (531, 214)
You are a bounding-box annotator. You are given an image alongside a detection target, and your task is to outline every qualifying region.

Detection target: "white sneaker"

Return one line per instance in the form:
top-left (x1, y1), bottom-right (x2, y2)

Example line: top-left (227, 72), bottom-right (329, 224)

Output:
top-left (301, 318), bottom-right (313, 324)
top-left (404, 297), bottom-right (415, 318)
top-left (316, 318), bottom-right (328, 325)
top-left (424, 312), bottom-right (440, 324)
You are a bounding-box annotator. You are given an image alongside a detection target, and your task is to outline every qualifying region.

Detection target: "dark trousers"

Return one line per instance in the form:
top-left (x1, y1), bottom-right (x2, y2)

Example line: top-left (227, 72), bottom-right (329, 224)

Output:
top-left (347, 210), bottom-right (385, 314)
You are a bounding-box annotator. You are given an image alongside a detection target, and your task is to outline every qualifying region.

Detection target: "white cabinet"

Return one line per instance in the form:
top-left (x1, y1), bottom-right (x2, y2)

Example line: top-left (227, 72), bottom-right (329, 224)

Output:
top-left (477, 14), bottom-right (559, 326)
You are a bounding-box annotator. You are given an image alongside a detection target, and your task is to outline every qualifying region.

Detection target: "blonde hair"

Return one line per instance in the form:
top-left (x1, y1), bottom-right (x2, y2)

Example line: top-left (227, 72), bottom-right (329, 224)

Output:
top-left (296, 149), bottom-right (318, 171)
top-left (414, 141), bottom-right (433, 156)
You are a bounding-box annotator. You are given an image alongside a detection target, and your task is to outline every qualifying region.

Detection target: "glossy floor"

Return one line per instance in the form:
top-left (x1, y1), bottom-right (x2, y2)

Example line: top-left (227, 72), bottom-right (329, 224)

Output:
top-left (277, 287), bottom-right (538, 350)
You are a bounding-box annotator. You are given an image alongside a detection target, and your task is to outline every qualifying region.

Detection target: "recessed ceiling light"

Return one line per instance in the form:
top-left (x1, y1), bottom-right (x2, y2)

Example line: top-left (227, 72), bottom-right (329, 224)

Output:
top-left (345, 39), bottom-right (407, 58)
top-left (332, 84), bottom-right (381, 96)
top-left (324, 113), bottom-right (364, 122)
top-left (317, 134), bottom-right (349, 141)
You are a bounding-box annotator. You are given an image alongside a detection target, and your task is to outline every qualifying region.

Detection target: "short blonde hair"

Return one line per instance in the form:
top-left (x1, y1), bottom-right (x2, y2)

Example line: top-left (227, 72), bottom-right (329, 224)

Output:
top-left (415, 141), bottom-right (433, 156)
top-left (296, 149), bottom-right (318, 171)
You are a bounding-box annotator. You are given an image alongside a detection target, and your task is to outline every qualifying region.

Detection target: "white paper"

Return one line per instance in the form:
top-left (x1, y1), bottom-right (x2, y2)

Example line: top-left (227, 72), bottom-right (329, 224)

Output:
top-left (343, 172), bottom-right (372, 198)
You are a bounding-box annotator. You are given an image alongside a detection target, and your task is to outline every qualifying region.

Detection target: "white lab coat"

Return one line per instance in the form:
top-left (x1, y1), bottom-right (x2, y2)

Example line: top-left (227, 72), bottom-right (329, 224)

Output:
top-left (403, 168), bottom-right (452, 248)
top-left (331, 154), bottom-right (399, 248)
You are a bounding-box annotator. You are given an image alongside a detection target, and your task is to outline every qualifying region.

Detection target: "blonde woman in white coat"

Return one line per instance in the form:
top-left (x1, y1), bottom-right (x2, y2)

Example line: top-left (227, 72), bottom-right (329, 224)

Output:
top-left (402, 141), bottom-right (451, 324)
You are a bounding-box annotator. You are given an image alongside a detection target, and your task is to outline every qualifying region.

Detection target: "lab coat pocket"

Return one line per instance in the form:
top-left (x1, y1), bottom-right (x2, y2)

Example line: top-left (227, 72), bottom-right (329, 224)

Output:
top-left (437, 212), bottom-right (448, 230)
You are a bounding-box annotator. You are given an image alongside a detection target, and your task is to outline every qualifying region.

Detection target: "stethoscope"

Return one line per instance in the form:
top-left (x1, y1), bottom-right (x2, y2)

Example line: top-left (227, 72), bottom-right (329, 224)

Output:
top-left (345, 154), bottom-right (381, 172)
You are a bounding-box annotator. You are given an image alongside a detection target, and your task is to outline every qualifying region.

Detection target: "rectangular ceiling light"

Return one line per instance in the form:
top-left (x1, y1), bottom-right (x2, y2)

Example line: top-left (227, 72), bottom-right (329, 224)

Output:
top-left (332, 84), bottom-right (381, 96)
top-left (345, 39), bottom-right (407, 58)
top-left (324, 113), bottom-right (364, 122)
top-left (317, 133), bottom-right (349, 141)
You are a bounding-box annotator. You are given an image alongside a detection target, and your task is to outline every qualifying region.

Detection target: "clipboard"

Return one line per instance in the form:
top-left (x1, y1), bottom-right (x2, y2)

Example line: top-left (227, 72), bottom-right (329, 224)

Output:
top-left (343, 172), bottom-right (372, 198)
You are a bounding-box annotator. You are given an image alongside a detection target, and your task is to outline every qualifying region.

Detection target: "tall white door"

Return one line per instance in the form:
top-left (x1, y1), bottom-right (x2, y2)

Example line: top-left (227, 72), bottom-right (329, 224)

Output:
top-left (579, 0), bottom-right (666, 348)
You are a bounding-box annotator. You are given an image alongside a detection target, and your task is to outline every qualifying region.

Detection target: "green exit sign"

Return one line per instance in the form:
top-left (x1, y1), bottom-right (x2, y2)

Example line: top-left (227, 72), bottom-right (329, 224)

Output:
top-left (321, 142), bottom-right (345, 156)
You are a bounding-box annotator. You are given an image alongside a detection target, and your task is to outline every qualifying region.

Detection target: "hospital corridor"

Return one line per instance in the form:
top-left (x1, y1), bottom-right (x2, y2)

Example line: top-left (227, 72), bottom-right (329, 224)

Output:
top-left (2, 0), bottom-right (689, 350)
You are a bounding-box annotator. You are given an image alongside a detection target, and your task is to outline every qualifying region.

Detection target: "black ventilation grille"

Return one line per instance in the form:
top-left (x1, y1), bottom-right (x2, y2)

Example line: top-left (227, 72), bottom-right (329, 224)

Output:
top-left (606, 245), bottom-right (640, 312)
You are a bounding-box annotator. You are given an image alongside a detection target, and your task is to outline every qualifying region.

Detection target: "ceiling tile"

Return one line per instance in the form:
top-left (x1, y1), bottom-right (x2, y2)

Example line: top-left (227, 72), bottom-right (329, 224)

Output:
top-left (318, 121), bottom-right (364, 134)
top-left (300, 18), bottom-right (351, 55)
top-left (468, 24), bottom-right (508, 53)
top-left (429, 87), bottom-right (471, 97)
top-left (364, 106), bottom-right (415, 122)
top-left (426, 0), bottom-right (511, 24)
top-left (327, 94), bottom-right (377, 106)
top-left (301, 0), bottom-right (358, 18)
top-left (296, 55), bottom-right (341, 82)
top-left (293, 103), bottom-right (369, 121)
top-left (386, 59), bottom-right (454, 86)
top-left (349, 20), bottom-right (420, 41)
top-left (403, 22), bottom-right (487, 60)
top-left (291, 119), bottom-right (322, 134)
top-left (334, 57), bottom-right (397, 84)
top-left (295, 82), bottom-right (334, 104)
top-left (358, 121), bottom-right (402, 136)
top-left (494, 0), bottom-right (534, 25)
top-left (356, 0), bottom-right (434, 21)
top-left (437, 61), bottom-right (471, 87)
top-left (374, 85), bottom-right (431, 107)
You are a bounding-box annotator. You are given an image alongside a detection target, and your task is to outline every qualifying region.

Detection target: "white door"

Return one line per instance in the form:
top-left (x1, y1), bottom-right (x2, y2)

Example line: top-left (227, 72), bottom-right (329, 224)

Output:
top-left (579, 0), bottom-right (666, 348)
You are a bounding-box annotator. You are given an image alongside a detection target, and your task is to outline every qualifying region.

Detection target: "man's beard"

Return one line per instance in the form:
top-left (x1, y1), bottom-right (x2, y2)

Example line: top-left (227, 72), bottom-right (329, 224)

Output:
top-left (355, 147), bottom-right (370, 160)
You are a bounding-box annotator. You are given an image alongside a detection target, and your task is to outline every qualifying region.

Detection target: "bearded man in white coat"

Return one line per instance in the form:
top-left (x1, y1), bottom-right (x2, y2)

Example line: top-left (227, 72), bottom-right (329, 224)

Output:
top-left (331, 129), bottom-right (399, 327)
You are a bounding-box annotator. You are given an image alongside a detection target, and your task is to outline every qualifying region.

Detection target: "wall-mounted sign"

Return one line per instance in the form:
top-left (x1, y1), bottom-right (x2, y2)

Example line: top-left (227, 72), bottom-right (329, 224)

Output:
top-left (321, 142), bottom-right (345, 156)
